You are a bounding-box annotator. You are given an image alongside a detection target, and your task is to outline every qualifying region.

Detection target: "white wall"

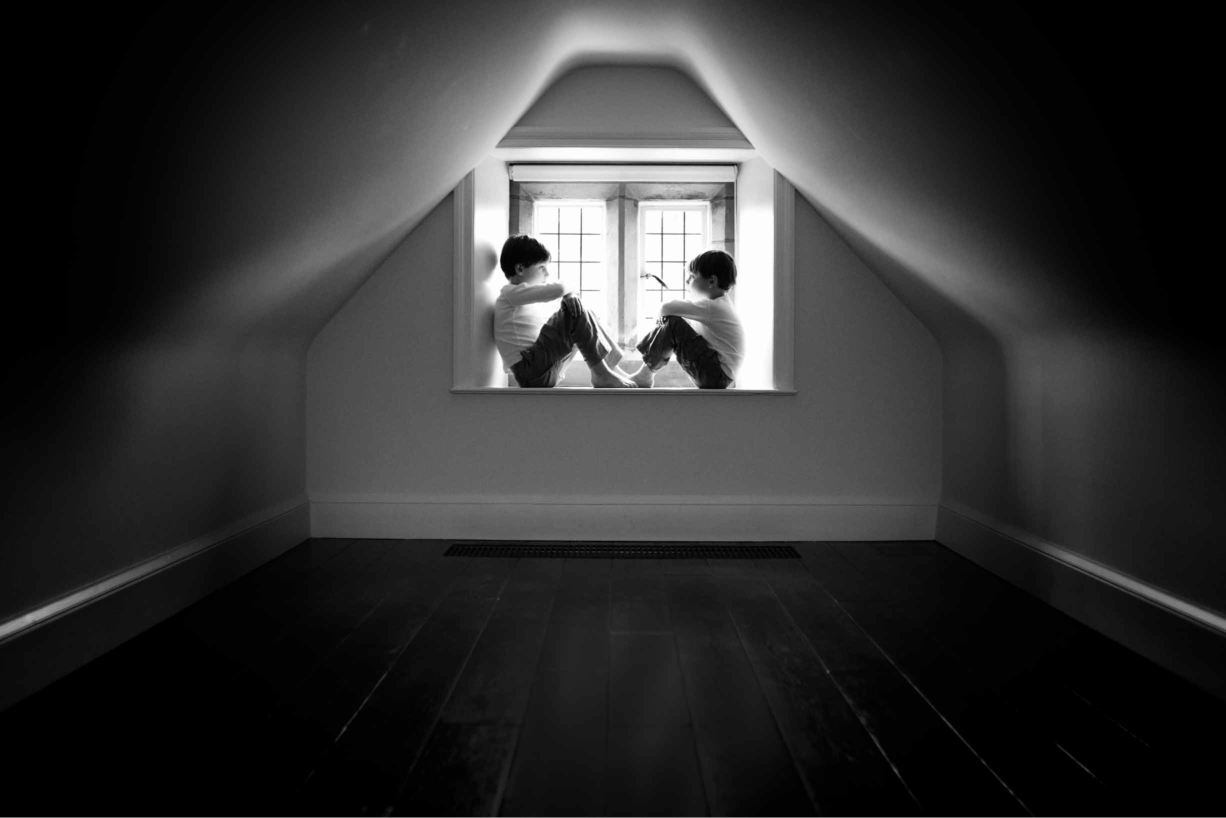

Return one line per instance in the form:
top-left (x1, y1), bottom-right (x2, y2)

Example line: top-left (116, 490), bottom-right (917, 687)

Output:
top-left (503, 64), bottom-right (746, 145)
top-left (307, 190), bottom-right (941, 536)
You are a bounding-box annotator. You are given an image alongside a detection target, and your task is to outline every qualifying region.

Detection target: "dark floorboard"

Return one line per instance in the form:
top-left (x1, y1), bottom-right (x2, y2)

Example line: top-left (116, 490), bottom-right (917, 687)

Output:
top-left (716, 562), bottom-right (920, 816)
top-left (665, 573), bottom-right (815, 816)
top-left (2, 539), bottom-right (1223, 817)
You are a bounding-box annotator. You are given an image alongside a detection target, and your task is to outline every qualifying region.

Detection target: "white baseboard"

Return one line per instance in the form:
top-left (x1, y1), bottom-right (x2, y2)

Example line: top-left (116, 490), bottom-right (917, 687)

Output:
top-left (937, 503), bottom-right (1226, 700)
top-left (309, 494), bottom-right (937, 541)
top-left (0, 495), bottom-right (310, 713)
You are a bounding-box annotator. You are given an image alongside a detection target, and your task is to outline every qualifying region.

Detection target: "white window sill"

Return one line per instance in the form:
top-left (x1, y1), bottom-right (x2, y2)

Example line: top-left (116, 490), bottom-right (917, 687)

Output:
top-left (450, 387), bottom-right (798, 395)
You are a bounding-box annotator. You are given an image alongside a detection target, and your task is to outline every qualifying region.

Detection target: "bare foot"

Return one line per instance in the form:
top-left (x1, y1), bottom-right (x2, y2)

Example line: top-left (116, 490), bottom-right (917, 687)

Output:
top-left (627, 364), bottom-right (654, 388)
top-left (590, 360), bottom-right (637, 388)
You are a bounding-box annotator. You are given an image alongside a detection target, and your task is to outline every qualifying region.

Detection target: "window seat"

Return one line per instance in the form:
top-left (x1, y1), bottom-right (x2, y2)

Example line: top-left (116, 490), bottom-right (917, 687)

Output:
top-left (450, 387), bottom-right (797, 395)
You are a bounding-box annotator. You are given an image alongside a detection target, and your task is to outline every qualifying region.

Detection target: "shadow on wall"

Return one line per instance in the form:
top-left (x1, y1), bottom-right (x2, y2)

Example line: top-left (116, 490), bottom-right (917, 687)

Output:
top-left (807, 196), bottom-right (1010, 519)
top-left (478, 243), bottom-right (500, 283)
top-left (0, 338), bottom-right (307, 624)
top-left (813, 192), bottom-right (1226, 616)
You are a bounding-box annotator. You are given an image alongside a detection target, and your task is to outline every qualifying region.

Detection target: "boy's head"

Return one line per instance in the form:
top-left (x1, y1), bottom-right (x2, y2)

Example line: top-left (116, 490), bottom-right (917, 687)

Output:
top-left (500, 235), bottom-right (551, 282)
top-left (687, 250), bottom-right (737, 296)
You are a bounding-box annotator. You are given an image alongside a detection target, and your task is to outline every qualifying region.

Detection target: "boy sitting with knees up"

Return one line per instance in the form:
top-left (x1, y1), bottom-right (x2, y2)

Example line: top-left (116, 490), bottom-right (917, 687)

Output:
top-left (494, 235), bottom-right (637, 388)
top-left (627, 250), bottom-right (744, 389)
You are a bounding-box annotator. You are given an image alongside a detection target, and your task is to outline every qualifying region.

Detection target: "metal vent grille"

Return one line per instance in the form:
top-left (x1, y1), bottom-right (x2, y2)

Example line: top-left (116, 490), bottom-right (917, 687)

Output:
top-left (444, 543), bottom-right (800, 559)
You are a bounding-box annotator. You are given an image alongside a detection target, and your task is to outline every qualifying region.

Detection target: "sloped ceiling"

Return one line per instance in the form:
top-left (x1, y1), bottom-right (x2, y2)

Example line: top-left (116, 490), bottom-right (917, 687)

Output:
top-left (61, 1), bottom-right (1193, 353)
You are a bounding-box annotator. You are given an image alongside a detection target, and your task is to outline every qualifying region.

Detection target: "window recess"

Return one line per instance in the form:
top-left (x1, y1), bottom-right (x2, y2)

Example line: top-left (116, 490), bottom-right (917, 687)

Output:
top-left (454, 159), bottom-right (793, 392)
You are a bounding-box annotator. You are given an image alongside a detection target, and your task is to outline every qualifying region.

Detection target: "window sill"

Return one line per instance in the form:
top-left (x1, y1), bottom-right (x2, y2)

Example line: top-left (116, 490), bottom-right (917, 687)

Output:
top-left (450, 387), bottom-right (798, 395)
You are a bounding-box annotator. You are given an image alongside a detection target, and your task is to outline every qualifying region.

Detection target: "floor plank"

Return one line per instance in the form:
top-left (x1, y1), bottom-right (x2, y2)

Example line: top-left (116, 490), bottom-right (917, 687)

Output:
top-left (224, 544), bottom-right (469, 802)
top-left (297, 556), bottom-right (515, 816)
top-left (605, 724), bottom-right (707, 817)
top-left (609, 632), bottom-right (689, 727)
top-left (500, 558), bottom-right (613, 817)
top-left (768, 547), bottom-right (1028, 816)
top-left (718, 565), bottom-right (919, 816)
top-left (388, 558), bottom-right (565, 815)
top-left (393, 722), bottom-right (520, 817)
top-left (834, 541), bottom-right (1226, 815)
top-left (610, 558), bottom-right (670, 633)
top-left (435, 557), bottom-right (564, 726)
top-left (664, 573), bottom-right (815, 816)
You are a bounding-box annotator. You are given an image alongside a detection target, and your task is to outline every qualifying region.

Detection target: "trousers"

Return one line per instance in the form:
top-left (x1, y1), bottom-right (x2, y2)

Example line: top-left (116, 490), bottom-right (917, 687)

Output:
top-left (511, 293), bottom-right (622, 388)
top-left (636, 315), bottom-right (732, 389)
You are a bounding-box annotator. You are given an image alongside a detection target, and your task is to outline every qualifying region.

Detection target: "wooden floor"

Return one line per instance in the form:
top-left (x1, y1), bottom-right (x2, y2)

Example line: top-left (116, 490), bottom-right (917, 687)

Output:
top-left (3, 540), bottom-right (1223, 816)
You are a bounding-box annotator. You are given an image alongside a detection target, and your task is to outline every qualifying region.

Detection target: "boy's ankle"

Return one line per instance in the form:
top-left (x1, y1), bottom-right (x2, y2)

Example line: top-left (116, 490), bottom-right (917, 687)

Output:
top-left (630, 364), bottom-right (654, 388)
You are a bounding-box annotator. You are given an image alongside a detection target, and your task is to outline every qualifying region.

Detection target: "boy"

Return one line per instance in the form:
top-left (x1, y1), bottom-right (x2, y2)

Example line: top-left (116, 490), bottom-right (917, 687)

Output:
top-left (494, 235), bottom-right (637, 388)
top-left (626, 250), bottom-right (744, 389)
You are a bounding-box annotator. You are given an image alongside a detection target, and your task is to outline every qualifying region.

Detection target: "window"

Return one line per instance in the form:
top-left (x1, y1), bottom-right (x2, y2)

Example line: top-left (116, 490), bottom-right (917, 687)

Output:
top-left (640, 202), bottom-right (708, 315)
top-left (453, 158), bottom-right (794, 392)
top-left (534, 202), bottom-right (608, 325)
top-left (509, 174), bottom-right (735, 386)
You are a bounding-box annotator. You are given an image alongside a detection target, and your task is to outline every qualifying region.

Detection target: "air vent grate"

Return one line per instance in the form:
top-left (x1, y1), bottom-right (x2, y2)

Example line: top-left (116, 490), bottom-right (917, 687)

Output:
top-left (443, 543), bottom-right (799, 559)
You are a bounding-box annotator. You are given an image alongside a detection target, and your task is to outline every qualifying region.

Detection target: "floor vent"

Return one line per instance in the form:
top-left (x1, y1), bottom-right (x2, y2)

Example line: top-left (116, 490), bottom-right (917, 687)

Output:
top-left (444, 543), bottom-right (800, 559)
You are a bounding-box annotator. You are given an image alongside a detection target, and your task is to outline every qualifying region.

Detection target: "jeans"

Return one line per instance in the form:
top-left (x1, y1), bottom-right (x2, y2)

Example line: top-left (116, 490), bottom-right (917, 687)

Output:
top-left (636, 315), bottom-right (732, 389)
top-left (511, 293), bottom-right (622, 388)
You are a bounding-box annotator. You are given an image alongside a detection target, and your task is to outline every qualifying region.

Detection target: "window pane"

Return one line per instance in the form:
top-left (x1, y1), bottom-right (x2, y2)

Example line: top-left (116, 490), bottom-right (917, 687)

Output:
top-left (580, 262), bottom-right (602, 291)
top-left (664, 262), bottom-right (686, 291)
top-left (684, 210), bottom-right (705, 235)
top-left (662, 210), bottom-right (683, 233)
top-left (644, 208), bottom-right (662, 233)
top-left (581, 206), bottom-right (604, 233)
top-left (581, 236), bottom-right (603, 262)
top-left (536, 206), bottom-right (558, 234)
top-left (559, 206), bottom-right (581, 233)
top-left (663, 234), bottom-right (684, 262)
top-left (685, 234), bottom-right (706, 263)
top-left (559, 234), bottom-right (581, 262)
top-left (644, 234), bottom-right (662, 262)
top-left (557, 262), bottom-right (581, 290)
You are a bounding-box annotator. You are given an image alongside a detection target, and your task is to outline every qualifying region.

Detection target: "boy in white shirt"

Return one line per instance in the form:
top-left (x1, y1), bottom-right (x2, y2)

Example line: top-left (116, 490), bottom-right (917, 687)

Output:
top-left (494, 235), bottom-right (636, 388)
top-left (627, 251), bottom-right (744, 389)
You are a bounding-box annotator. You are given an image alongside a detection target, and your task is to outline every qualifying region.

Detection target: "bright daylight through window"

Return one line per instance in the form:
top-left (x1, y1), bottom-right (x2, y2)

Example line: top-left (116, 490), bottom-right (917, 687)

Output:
top-left (510, 175), bottom-right (734, 386)
top-left (453, 159), bottom-right (792, 392)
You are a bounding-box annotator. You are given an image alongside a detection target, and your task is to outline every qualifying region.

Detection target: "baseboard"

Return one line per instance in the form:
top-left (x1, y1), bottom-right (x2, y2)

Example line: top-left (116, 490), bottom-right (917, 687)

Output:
top-left (0, 495), bottom-right (310, 713)
top-left (936, 503), bottom-right (1226, 701)
top-left (309, 494), bottom-right (937, 541)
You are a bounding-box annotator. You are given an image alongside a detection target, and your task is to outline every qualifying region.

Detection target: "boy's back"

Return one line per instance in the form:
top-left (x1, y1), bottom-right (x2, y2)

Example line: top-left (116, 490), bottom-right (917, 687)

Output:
top-left (494, 281), bottom-right (566, 372)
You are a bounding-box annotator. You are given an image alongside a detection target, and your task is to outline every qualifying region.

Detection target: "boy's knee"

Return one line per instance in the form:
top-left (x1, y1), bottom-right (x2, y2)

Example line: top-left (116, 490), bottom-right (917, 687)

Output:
top-left (561, 291), bottom-right (584, 314)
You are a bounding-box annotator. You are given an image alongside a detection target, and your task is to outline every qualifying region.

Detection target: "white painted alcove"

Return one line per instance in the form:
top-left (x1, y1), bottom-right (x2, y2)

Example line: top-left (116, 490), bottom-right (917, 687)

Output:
top-left (452, 153), bottom-right (795, 393)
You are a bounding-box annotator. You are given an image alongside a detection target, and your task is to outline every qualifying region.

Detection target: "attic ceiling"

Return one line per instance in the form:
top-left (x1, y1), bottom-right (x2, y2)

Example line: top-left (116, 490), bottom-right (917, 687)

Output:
top-left (59, 1), bottom-right (1196, 355)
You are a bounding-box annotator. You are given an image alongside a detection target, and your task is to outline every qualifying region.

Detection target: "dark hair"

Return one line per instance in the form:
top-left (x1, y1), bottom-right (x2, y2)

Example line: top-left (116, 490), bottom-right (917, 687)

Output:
top-left (500, 234), bottom-right (551, 278)
top-left (689, 250), bottom-right (737, 290)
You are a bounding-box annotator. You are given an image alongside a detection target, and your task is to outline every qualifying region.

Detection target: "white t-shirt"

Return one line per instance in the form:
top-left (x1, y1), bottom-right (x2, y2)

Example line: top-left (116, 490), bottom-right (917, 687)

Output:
top-left (493, 282), bottom-right (567, 372)
top-left (660, 294), bottom-right (744, 381)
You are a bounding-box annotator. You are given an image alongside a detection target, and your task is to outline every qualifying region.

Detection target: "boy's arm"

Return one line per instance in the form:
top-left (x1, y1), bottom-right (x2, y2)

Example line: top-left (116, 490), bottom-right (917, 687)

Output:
top-left (659, 299), bottom-right (709, 321)
top-left (500, 281), bottom-right (569, 306)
